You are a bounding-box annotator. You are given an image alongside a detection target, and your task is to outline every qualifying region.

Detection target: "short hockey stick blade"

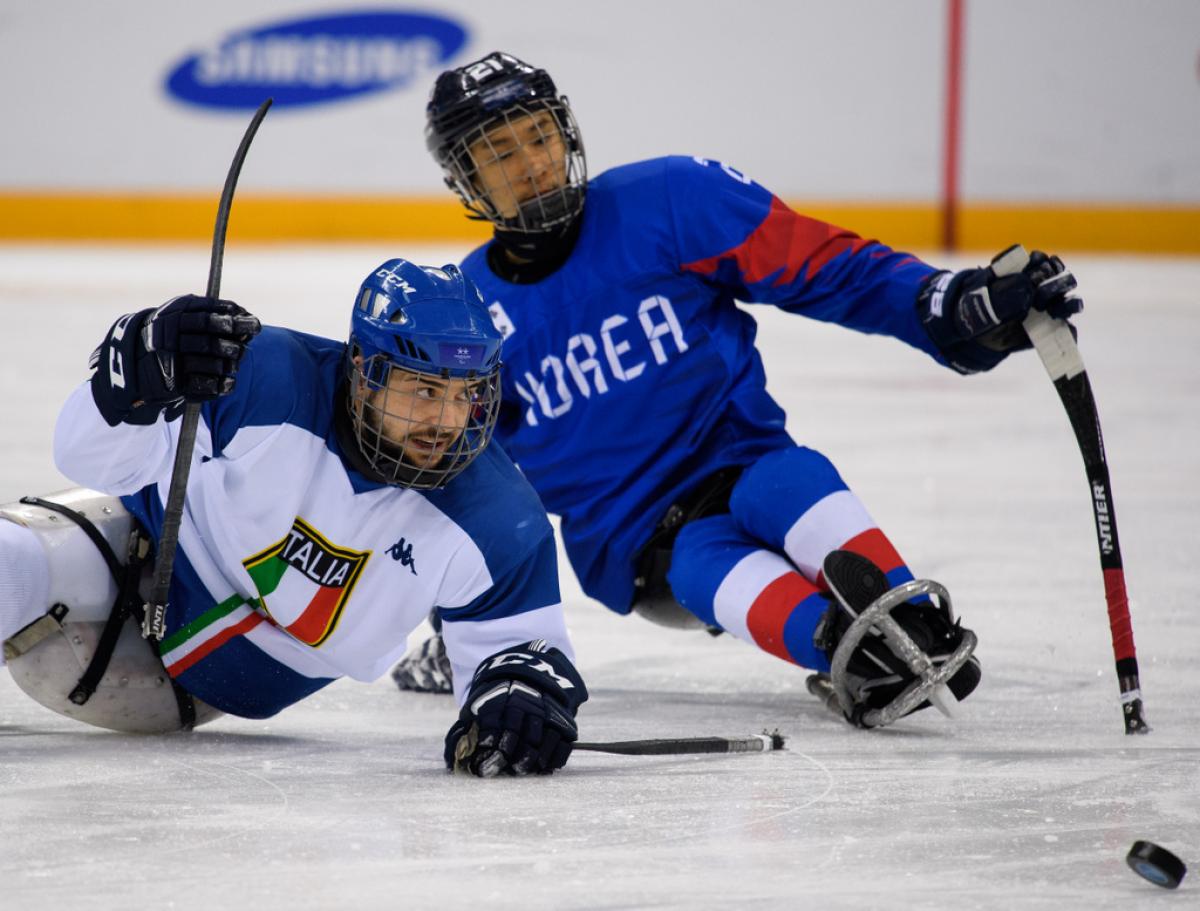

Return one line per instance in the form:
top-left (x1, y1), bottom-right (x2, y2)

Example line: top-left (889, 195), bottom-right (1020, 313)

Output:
top-left (575, 731), bottom-right (786, 756)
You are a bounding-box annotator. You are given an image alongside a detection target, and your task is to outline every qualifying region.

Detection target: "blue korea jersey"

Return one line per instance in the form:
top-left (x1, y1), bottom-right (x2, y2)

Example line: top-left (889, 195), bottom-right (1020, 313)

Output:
top-left (461, 156), bottom-right (943, 615)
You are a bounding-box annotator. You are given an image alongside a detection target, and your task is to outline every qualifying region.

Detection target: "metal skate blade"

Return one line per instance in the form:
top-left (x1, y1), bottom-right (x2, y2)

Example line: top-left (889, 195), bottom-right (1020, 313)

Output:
top-left (929, 683), bottom-right (960, 718)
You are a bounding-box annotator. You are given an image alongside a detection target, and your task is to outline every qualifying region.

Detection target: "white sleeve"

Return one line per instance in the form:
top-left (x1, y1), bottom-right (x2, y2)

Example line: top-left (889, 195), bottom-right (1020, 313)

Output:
top-left (436, 525), bottom-right (573, 706)
top-left (441, 604), bottom-right (573, 706)
top-left (52, 382), bottom-right (181, 495)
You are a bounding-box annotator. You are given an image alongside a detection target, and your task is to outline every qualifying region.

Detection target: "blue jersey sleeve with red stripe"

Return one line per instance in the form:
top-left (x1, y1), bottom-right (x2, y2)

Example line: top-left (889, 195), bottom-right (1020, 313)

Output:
top-left (664, 156), bottom-right (943, 360)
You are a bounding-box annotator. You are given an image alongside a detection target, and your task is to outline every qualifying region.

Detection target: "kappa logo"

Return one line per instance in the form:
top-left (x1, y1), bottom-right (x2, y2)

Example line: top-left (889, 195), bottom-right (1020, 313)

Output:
top-left (243, 518), bottom-right (371, 647)
top-left (387, 536), bottom-right (418, 575)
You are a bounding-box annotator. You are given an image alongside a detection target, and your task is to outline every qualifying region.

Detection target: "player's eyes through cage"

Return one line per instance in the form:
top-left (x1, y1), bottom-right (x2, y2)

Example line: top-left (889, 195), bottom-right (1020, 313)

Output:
top-left (445, 100), bottom-right (586, 233)
top-left (346, 356), bottom-right (501, 489)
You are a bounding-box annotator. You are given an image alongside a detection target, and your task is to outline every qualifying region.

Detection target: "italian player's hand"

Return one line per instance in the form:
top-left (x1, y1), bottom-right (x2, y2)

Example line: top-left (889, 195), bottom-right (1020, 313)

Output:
top-left (90, 295), bottom-right (261, 426)
top-left (445, 641), bottom-right (588, 777)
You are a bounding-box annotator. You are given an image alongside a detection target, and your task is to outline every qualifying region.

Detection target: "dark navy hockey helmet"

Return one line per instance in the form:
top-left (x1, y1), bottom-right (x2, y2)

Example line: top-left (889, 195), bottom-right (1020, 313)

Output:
top-left (425, 52), bottom-right (586, 234)
top-left (346, 259), bottom-right (502, 489)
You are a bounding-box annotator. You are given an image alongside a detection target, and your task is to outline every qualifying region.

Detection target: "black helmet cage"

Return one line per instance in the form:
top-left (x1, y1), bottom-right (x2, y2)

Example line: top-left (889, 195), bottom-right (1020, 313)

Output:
top-left (345, 344), bottom-right (501, 490)
top-left (426, 54), bottom-right (586, 234)
top-left (445, 100), bottom-right (586, 234)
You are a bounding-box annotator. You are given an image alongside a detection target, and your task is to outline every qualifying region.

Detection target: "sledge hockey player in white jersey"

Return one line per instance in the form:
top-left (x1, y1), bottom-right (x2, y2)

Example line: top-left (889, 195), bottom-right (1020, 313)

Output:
top-left (0, 258), bottom-right (587, 777)
top-left (395, 52), bottom-right (1085, 729)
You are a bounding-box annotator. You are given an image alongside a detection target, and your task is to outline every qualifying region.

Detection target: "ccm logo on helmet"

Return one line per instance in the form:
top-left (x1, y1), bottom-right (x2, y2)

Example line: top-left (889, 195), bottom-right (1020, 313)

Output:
top-left (375, 267), bottom-right (418, 299)
top-left (165, 11), bottom-right (468, 110)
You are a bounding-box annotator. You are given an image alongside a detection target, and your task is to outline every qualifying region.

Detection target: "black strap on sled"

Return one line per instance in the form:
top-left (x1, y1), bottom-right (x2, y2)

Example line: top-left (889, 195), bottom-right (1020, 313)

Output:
top-left (18, 496), bottom-right (197, 730)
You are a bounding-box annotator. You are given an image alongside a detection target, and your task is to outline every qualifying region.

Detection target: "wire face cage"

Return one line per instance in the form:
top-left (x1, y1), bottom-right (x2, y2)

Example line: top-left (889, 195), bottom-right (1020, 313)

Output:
top-left (346, 349), bottom-right (500, 489)
top-left (442, 99), bottom-right (586, 234)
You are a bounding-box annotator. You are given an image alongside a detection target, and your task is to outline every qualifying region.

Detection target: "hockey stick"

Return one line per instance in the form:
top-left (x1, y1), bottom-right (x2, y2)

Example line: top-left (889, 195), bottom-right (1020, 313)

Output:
top-left (142, 98), bottom-right (273, 640)
top-left (992, 245), bottom-right (1148, 734)
top-left (575, 732), bottom-right (785, 756)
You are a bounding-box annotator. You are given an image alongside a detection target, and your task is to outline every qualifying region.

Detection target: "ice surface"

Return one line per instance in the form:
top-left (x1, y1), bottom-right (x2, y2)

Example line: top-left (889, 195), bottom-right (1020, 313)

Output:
top-left (1, 245), bottom-right (1197, 910)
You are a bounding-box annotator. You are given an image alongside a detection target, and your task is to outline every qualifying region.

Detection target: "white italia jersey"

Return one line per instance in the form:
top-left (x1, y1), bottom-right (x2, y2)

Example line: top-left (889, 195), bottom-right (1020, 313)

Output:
top-left (54, 326), bottom-right (571, 717)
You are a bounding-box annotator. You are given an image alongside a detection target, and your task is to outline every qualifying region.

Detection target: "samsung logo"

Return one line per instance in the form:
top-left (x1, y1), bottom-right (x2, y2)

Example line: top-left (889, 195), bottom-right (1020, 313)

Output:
top-left (165, 10), bottom-right (467, 110)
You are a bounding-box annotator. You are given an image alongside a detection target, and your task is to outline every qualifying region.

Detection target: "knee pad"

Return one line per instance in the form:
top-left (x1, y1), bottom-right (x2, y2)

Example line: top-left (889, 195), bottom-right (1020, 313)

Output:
top-left (663, 513), bottom-right (753, 628)
top-left (733, 447), bottom-right (908, 588)
top-left (730, 446), bottom-right (847, 519)
top-left (1, 489), bottom-right (221, 733)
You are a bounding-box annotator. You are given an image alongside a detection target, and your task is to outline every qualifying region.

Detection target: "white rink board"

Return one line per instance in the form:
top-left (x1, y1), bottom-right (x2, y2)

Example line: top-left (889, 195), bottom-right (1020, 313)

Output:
top-left (1, 0), bottom-right (1199, 201)
top-left (0, 245), bottom-right (1198, 909)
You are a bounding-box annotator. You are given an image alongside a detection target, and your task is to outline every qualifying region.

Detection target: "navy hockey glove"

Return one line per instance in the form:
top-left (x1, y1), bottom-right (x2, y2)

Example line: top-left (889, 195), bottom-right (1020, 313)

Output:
top-left (445, 641), bottom-right (588, 777)
top-left (917, 246), bottom-right (1082, 374)
top-left (90, 295), bottom-right (261, 426)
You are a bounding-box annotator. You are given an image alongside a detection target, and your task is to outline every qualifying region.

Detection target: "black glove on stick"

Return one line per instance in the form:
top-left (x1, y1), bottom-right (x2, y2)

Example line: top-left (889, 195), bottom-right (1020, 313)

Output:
top-left (90, 294), bottom-right (260, 425)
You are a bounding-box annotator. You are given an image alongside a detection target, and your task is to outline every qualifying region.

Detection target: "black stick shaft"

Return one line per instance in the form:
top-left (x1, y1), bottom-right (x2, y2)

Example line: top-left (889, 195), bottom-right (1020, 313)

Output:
top-left (987, 247), bottom-right (1147, 733)
top-left (1005, 251), bottom-right (1148, 734)
top-left (1046, 368), bottom-right (1147, 733)
top-left (142, 99), bottom-right (273, 640)
top-left (205, 100), bottom-right (273, 301)
top-left (575, 733), bottom-right (784, 756)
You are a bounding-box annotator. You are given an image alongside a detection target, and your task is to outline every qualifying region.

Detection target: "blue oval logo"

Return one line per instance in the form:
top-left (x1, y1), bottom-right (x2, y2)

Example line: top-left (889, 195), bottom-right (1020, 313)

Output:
top-left (165, 10), bottom-right (468, 110)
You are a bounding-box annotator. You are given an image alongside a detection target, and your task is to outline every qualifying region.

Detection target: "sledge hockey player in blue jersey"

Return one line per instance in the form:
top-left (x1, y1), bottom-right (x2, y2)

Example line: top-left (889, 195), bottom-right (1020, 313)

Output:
top-left (393, 52), bottom-right (1084, 729)
top-left (0, 259), bottom-right (587, 777)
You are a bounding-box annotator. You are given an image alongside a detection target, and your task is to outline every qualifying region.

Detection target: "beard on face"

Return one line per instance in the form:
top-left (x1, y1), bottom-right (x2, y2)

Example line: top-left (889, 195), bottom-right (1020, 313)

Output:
top-left (362, 400), bottom-right (462, 470)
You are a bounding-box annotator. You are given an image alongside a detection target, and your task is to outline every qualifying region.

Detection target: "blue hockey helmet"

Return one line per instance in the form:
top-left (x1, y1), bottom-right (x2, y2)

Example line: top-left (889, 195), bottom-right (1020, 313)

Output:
top-left (345, 259), bottom-right (502, 489)
top-left (425, 52), bottom-right (586, 235)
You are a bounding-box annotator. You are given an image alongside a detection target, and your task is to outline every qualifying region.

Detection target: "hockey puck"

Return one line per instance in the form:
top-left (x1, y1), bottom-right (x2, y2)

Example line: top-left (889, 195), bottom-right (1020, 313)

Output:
top-left (1126, 841), bottom-right (1187, 889)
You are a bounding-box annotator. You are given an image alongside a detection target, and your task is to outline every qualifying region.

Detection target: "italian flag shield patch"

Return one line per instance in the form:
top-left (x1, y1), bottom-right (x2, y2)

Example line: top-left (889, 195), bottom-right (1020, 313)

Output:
top-left (242, 517), bottom-right (371, 647)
